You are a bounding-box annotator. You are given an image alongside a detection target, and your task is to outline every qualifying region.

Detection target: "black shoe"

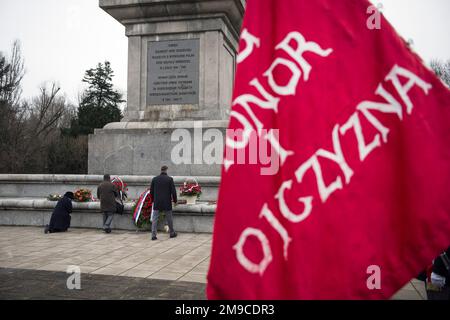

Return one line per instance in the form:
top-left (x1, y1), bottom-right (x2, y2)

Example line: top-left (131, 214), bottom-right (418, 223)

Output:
top-left (44, 225), bottom-right (49, 234)
top-left (152, 236), bottom-right (157, 241)
top-left (170, 232), bottom-right (178, 239)
top-left (106, 228), bottom-right (111, 234)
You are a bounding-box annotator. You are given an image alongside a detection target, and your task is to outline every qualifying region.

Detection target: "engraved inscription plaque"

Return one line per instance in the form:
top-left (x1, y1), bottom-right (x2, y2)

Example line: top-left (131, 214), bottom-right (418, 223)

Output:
top-left (147, 39), bottom-right (200, 105)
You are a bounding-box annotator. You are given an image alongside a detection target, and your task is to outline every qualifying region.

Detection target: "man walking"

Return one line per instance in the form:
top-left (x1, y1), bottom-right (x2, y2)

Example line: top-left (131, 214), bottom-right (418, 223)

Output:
top-left (97, 174), bottom-right (119, 234)
top-left (150, 165), bottom-right (178, 240)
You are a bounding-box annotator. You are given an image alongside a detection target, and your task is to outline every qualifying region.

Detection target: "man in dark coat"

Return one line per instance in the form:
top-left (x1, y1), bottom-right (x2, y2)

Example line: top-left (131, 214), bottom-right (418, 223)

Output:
top-left (45, 192), bottom-right (74, 234)
top-left (97, 174), bottom-right (119, 234)
top-left (150, 165), bottom-right (178, 240)
top-left (428, 246), bottom-right (450, 300)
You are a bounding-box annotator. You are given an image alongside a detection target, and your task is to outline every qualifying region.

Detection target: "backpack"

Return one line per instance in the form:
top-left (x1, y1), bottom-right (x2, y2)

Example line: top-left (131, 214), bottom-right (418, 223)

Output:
top-left (116, 199), bottom-right (124, 215)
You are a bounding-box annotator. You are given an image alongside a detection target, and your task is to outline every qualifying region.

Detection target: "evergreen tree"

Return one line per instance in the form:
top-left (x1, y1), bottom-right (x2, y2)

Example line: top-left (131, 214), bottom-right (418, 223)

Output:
top-left (74, 61), bottom-right (124, 135)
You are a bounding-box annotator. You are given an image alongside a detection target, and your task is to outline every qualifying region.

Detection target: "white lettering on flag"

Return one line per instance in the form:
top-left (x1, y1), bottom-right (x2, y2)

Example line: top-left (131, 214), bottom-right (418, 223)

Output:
top-left (357, 83), bottom-right (404, 143)
top-left (237, 29), bottom-right (261, 64)
top-left (260, 204), bottom-right (292, 260)
top-left (233, 227), bottom-right (273, 276)
top-left (296, 125), bottom-right (354, 203)
top-left (276, 31), bottom-right (333, 81)
top-left (275, 180), bottom-right (313, 223)
top-left (386, 65), bottom-right (432, 114)
top-left (234, 62), bottom-right (432, 273)
top-left (340, 112), bottom-right (381, 161)
top-left (264, 58), bottom-right (302, 96)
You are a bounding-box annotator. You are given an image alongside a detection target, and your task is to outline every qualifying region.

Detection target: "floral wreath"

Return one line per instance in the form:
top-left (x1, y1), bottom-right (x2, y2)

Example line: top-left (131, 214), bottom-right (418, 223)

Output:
top-left (112, 176), bottom-right (128, 201)
top-left (132, 190), bottom-right (153, 228)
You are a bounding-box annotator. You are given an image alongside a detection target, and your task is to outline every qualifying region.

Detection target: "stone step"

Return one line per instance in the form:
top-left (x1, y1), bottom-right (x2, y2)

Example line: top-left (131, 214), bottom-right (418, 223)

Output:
top-left (0, 197), bottom-right (216, 233)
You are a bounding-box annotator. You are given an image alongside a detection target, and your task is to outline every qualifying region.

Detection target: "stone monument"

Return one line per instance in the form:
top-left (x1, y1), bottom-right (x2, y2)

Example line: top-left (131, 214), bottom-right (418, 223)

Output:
top-left (89, 0), bottom-right (246, 176)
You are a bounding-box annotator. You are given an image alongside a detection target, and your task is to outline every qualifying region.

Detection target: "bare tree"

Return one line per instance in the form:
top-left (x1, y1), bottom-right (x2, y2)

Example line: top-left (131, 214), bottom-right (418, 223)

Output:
top-left (0, 54), bottom-right (12, 99)
top-left (21, 84), bottom-right (66, 171)
top-left (430, 59), bottom-right (450, 87)
top-left (0, 41), bottom-right (26, 172)
top-left (1, 82), bottom-right (70, 173)
top-left (0, 40), bottom-right (25, 106)
top-left (0, 41), bottom-right (88, 174)
top-left (28, 84), bottom-right (65, 138)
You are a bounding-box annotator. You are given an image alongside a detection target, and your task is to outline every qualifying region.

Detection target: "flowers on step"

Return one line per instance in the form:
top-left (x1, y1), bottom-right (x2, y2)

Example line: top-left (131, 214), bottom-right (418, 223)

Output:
top-left (180, 179), bottom-right (202, 199)
top-left (74, 189), bottom-right (93, 202)
top-left (47, 194), bottom-right (62, 201)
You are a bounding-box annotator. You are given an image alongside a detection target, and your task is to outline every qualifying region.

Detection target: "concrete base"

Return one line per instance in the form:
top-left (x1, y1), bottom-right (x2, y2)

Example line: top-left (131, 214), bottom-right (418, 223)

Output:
top-left (88, 121), bottom-right (227, 176)
top-left (0, 199), bottom-right (215, 233)
top-left (0, 174), bottom-right (218, 233)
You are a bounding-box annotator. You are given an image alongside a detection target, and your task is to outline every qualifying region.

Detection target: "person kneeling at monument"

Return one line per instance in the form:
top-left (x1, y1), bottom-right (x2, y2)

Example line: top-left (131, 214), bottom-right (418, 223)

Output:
top-left (45, 192), bottom-right (74, 234)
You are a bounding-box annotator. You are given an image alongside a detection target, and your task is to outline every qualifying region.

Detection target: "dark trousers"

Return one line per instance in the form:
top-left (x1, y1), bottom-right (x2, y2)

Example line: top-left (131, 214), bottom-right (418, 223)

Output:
top-left (151, 210), bottom-right (175, 237)
top-left (426, 284), bottom-right (450, 300)
top-left (49, 228), bottom-right (67, 233)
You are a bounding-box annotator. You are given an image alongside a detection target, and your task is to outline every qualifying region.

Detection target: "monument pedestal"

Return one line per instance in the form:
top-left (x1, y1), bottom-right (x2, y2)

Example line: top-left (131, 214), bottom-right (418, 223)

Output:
top-left (89, 0), bottom-right (245, 176)
top-left (88, 120), bottom-right (228, 176)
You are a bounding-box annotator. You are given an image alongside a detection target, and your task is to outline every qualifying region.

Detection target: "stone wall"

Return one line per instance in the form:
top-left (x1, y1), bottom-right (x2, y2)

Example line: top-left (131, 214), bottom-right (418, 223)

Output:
top-left (0, 174), bottom-right (220, 202)
top-left (0, 199), bottom-right (215, 233)
top-left (0, 174), bottom-right (218, 233)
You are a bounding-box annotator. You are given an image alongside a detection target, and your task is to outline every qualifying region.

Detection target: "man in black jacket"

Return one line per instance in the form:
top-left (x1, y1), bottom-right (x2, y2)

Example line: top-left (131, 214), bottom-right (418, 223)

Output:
top-left (429, 246), bottom-right (450, 300)
top-left (150, 165), bottom-right (178, 240)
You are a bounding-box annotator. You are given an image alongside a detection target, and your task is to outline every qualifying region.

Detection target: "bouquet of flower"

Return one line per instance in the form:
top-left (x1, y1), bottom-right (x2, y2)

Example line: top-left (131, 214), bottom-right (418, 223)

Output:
top-left (47, 194), bottom-right (62, 201)
top-left (74, 188), bottom-right (93, 202)
top-left (112, 177), bottom-right (128, 201)
top-left (180, 179), bottom-right (202, 198)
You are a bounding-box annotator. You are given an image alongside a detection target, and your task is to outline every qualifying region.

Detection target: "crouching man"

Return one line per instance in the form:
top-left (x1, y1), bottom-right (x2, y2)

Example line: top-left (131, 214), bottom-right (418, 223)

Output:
top-left (45, 192), bottom-right (74, 234)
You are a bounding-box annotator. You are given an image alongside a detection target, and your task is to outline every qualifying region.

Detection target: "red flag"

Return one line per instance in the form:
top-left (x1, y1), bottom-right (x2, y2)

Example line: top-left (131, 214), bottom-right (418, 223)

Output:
top-left (207, 0), bottom-right (450, 299)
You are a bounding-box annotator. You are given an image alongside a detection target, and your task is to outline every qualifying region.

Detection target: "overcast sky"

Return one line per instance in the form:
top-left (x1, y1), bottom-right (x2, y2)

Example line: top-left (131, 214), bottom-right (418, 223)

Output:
top-left (0, 0), bottom-right (449, 104)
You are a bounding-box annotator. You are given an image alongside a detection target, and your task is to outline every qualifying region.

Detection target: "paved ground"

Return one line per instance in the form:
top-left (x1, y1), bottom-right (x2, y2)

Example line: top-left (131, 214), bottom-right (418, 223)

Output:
top-left (0, 268), bottom-right (206, 299)
top-left (0, 226), bottom-right (427, 300)
top-left (0, 226), bottom-right (210, 283)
